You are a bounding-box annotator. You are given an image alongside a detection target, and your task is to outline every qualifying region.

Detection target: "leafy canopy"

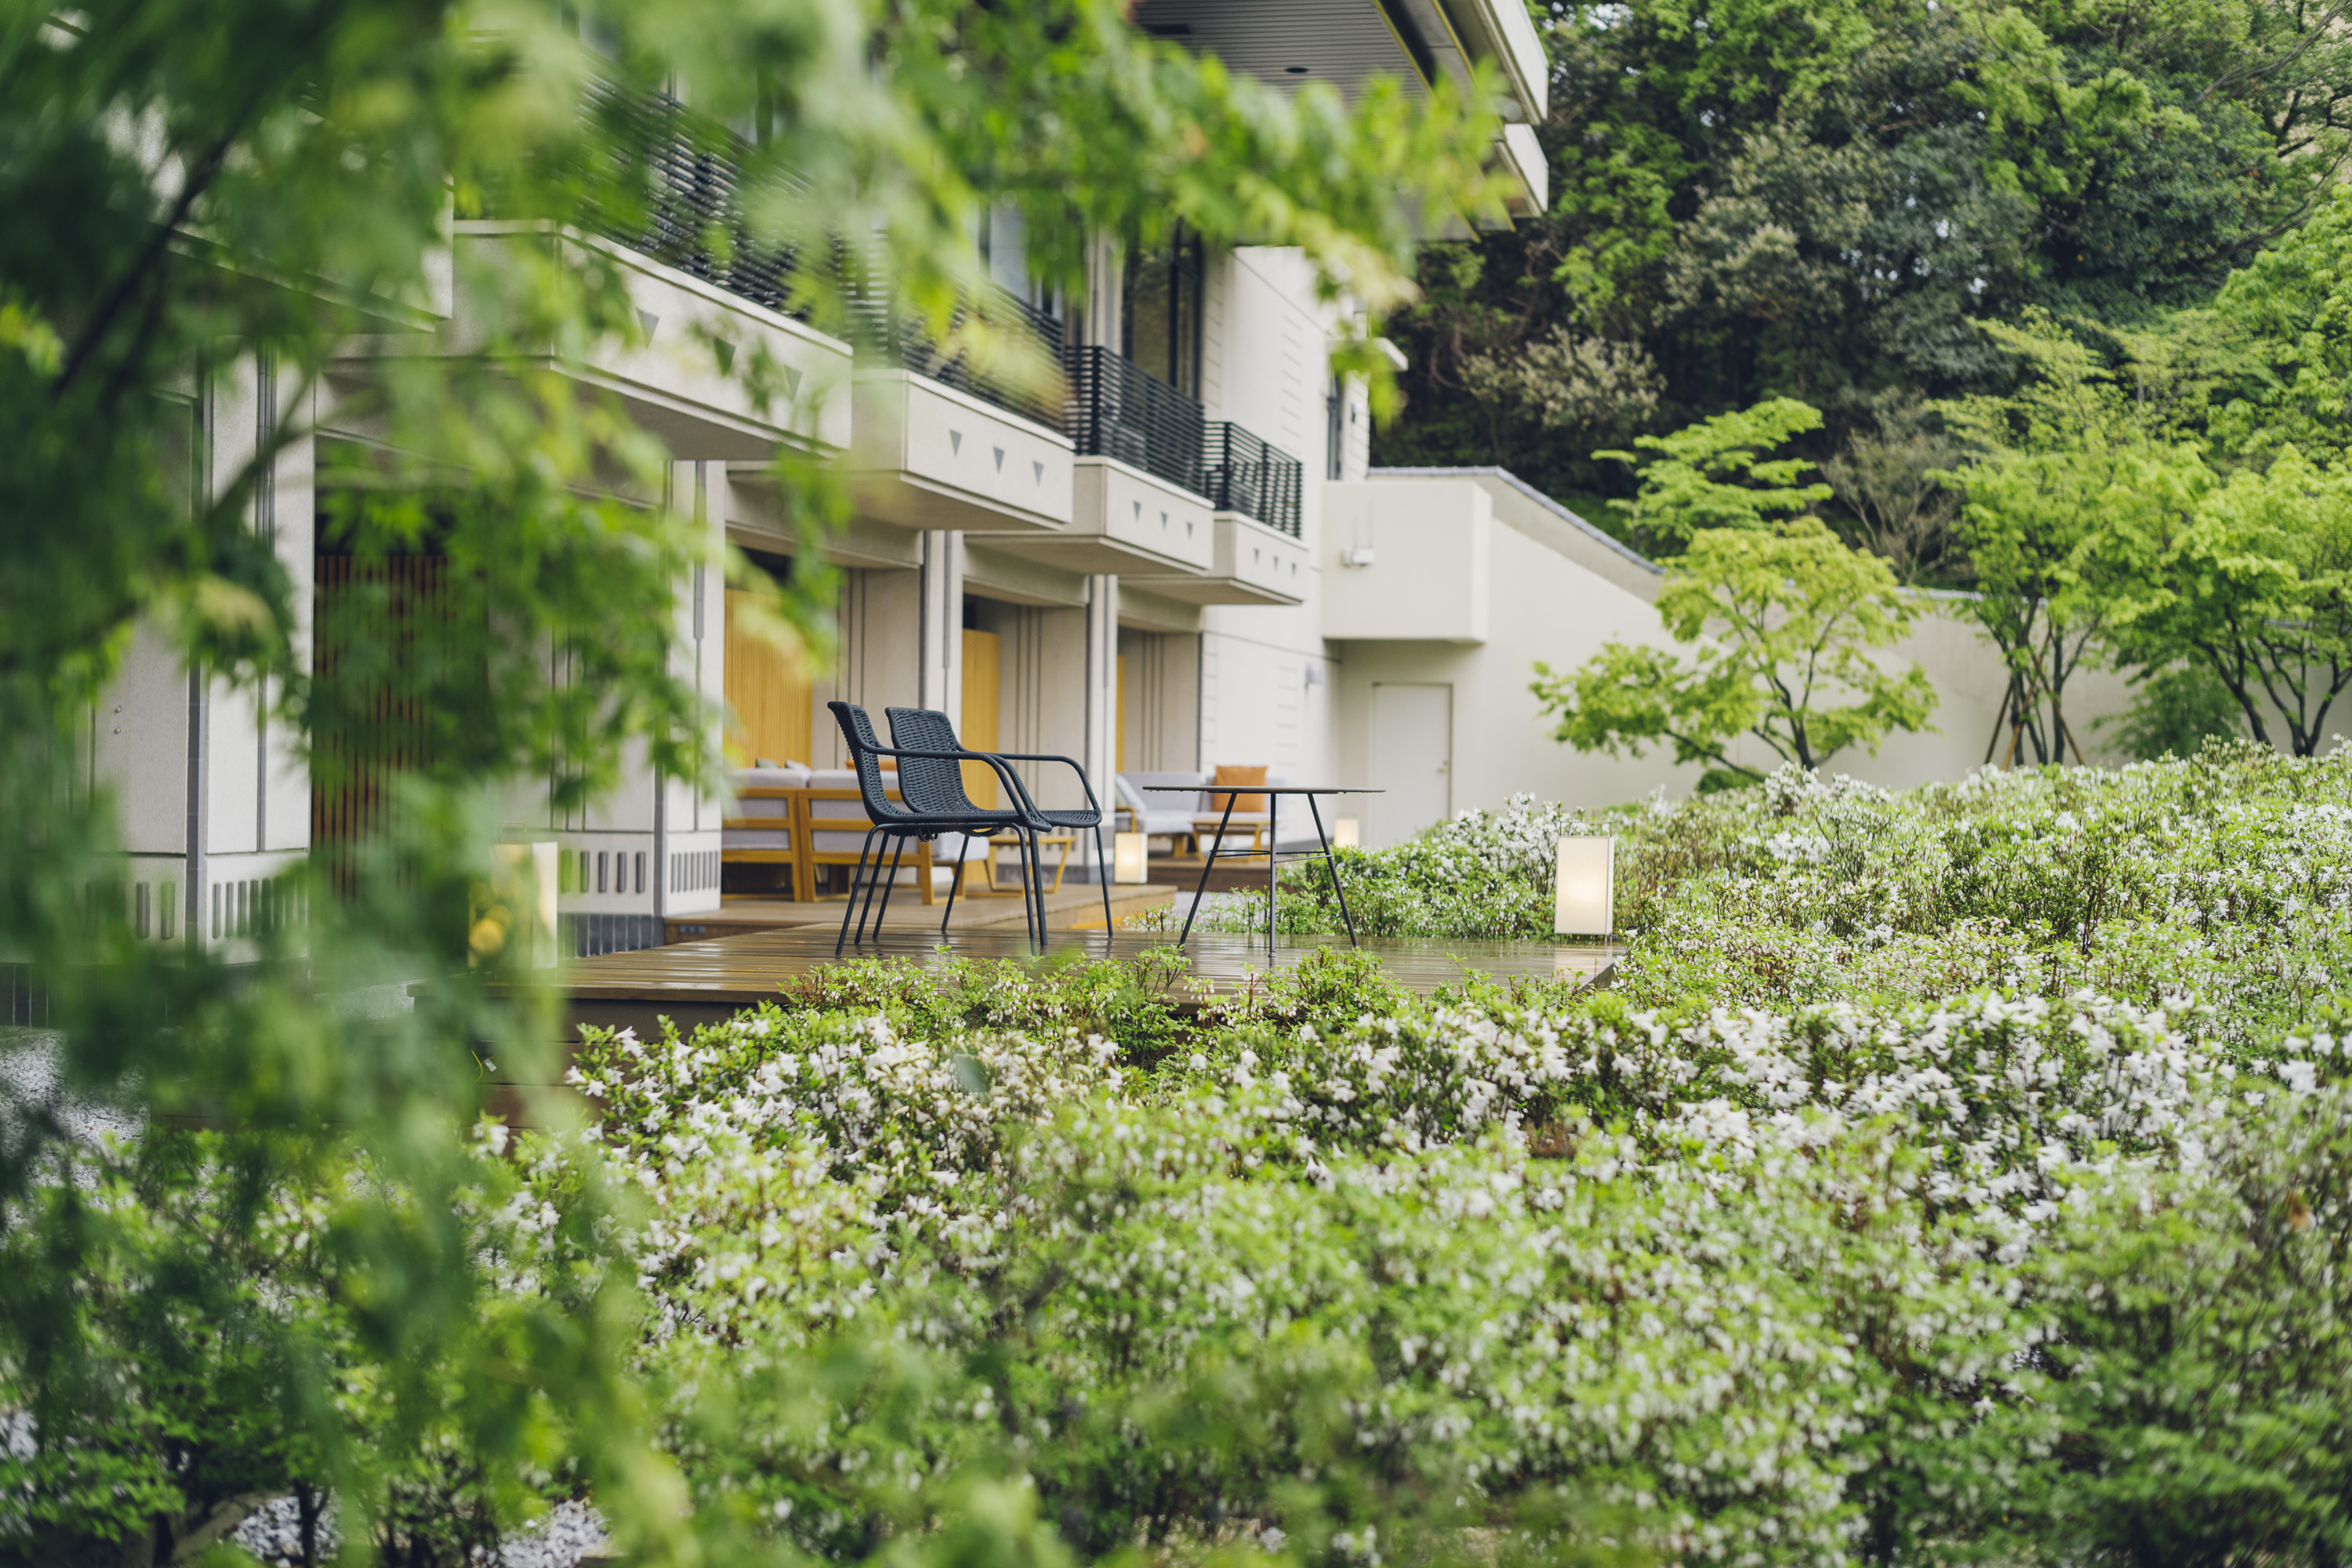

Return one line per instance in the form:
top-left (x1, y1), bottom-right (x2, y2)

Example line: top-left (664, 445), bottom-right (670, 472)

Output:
top-left (1378, 0), bottom-right (2352, 516)
top-left (1597, 395), bottom-right (1834, 549)
top-left (1533, 517), bottom-right (1937, 787)
top-left (0, 1), bottom-right (1501, 1562)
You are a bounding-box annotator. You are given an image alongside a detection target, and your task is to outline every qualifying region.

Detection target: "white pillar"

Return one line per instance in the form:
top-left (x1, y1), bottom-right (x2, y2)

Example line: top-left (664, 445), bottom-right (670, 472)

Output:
top-left (918, 530), bottom-right (962, 720)
top-left (1081, 574), bottom-right (1119, 875)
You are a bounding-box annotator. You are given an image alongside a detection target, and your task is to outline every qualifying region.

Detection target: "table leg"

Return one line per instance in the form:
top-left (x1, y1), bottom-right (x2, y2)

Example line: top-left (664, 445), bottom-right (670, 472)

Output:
top-left (1176, 795), bottom-right (1240, 946)
top-left (1265, 812), bottom-right (1277, 963)
top-left (1306, 796), bottom-right (1359, 946)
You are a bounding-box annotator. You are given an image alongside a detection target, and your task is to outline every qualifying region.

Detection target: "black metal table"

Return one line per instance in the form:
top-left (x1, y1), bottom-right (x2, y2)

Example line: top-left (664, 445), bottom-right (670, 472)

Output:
top-left (1145, 785), bottom-right (1381, 959)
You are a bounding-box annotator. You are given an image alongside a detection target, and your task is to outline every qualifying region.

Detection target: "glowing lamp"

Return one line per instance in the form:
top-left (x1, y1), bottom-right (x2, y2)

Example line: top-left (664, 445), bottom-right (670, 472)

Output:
top-left (1553, 835), bottom-right (1615, 937)
top-left (1112, 831), bottom-right (1151, 884)
top-left (1332, 817), bottom-right (1360, 849)
top-left (473, 840), bottom-right (560, 968)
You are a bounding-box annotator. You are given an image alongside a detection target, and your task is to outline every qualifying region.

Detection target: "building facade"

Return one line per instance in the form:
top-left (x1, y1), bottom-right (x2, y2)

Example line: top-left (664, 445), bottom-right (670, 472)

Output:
top-left (95, 1), bottom-right (2152, 961)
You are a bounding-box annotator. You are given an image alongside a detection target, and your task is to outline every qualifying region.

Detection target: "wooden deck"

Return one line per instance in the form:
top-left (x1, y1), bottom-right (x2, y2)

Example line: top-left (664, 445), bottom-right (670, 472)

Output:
top-left (665, 880), bottom-right (1172, 943)
top-left (549, 927), bottom-right (1621, 1042)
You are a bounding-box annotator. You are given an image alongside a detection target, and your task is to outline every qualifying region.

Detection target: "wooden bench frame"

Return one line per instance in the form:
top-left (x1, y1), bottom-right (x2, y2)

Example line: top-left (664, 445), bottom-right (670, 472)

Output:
top-left (723, 785), bottom-right (970, 906)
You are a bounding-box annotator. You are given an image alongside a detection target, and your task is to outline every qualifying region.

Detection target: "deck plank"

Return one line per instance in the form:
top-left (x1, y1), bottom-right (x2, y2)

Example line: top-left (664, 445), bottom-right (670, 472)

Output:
top-left (550, 931), bottom-right (1618, 1020)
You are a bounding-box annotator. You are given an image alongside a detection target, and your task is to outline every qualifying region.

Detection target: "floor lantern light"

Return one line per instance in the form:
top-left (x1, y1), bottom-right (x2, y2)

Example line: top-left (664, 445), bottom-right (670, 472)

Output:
top-left (1332, 817), bottom-right (1360, 849)
top-left (1112, 830), bottom-right (1151, 885)
top-left (1553, 834), bottom-right (1615, 938)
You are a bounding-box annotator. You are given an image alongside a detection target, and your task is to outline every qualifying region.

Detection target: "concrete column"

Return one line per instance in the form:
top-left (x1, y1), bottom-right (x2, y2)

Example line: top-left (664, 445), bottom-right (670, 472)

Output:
top-left (1080, 574), bottom-right (1119, 875)
top-left (918, 530), bottom-right (962, 721)
top-left (641, 459), bottom-right (728, 924)
top-left (96, 353), bottom-right (314, 954)
top-left (810, 563), bottom-right (924, 765)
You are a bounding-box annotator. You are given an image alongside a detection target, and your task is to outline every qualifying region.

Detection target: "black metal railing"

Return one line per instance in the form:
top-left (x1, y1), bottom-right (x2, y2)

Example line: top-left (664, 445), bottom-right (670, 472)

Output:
top-left (1202, 422), bottom-right (1302, 536)
top-left (1063, 343), bottom-right (1205, 496)
top-left (846, 273), bottom-right (1069, 430)
top-left (581, 82), bottom-right (803, 316)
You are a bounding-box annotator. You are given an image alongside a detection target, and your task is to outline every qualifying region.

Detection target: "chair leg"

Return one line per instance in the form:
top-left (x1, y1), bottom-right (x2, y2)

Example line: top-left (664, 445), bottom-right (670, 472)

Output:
top-left (940, 838), bottom-right (968, 938)
top-left (1018, 829), bottom-right (1044, 950)
top-left (866, 837), bottom-right (908, 940)
top-left (855, 836), bottom-right (895, 943)
top-left (836, 828), bottom-right (879, 957)
top-left (1035, 833), bottom-right (1053, 946)
top-left (1094, 826), bottom-right (1113, 936)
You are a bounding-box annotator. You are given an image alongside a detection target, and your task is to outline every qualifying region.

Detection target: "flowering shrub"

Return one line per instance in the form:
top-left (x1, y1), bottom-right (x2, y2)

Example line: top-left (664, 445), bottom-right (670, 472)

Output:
top-left (500, 817), bottom-right (2352, 1566)
top-left (1186, 746), bottom-right (2352, 1044)
top-left (45, 750), bottom-right (2352, 1563)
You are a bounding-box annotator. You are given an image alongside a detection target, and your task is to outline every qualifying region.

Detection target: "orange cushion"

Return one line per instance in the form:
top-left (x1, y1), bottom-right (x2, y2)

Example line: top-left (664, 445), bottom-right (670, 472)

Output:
top-left (1209, 764), bottom-right (1269, 815)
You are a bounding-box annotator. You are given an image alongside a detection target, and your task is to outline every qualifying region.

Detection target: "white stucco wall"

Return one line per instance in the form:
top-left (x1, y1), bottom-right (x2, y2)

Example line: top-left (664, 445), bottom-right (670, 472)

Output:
top-left (1324, 470), bottom-right (2159, 834)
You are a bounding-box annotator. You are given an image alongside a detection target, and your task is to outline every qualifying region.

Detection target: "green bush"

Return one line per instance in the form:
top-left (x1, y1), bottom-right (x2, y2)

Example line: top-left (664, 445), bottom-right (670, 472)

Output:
top-left (29, 751), bottom-right (2352, 1564)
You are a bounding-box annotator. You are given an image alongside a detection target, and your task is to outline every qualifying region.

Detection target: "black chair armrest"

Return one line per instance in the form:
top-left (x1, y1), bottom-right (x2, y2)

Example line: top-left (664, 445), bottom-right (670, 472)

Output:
top-left (862, 742), bottom-right (1053, 828)
top-left (979, 752), bottom-right (1102, 816)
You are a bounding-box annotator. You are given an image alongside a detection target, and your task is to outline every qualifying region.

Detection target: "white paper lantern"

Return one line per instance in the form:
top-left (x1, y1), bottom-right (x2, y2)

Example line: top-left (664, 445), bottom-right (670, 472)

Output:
top-left (1553, 835), bottom-right (1615, 937)
top-left (1112, 831), bottom-right (1151, 884)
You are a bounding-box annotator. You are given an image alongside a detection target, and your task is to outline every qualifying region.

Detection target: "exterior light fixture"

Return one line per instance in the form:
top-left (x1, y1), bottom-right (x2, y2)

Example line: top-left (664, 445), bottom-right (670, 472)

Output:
top-left (1332, 818), bottom-right (1360, 849)
top-left (476, 840), bottom-right (561, 968)
top-left (1553, 835), bottom-right (1614, 938)
top-left (1112, 831), bottom-right (1151, 885)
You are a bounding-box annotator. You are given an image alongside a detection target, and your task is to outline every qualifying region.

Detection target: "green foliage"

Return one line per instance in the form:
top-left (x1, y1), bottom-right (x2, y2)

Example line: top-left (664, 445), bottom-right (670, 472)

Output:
top-left (2103, 448), bottom-right (2352, 756)
top-left (1378, 0), bottom-right (2352, 533)
top-left (474, 749), bottom-right (2352, 1566)
top-left (1929, 310), bottom-right (2207, 764)
top-left (1533, 518), bottom-right (1936, 782)
top-left (0, 2), bottom-right (1500, 1563)
top-left (2098, 665), bottom-right (2243, 760)
top-left (1595, 396), bottom-right (1833, 550)
top-left (1192, 747), bottom-right (2352, 1046)
top-left (2211, 186), bottom-right (2352, 464)
top-left (2001, 1078), bottom-right (2352, 1565)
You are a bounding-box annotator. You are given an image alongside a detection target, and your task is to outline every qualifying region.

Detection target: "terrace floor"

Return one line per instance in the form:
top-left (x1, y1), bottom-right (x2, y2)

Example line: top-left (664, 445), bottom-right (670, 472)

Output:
top-left (553, 926), bottom-right (1622, 1042)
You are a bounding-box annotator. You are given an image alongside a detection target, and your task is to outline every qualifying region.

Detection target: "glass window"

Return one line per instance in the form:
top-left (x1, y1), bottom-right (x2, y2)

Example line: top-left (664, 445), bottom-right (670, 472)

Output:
top-left (1122, 226), bottom-right (1203, 396)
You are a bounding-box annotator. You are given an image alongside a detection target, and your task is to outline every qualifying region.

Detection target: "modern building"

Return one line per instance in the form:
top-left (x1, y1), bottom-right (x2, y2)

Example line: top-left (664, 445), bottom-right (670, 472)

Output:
top-left (94, 1), bottom-right (2136, 963)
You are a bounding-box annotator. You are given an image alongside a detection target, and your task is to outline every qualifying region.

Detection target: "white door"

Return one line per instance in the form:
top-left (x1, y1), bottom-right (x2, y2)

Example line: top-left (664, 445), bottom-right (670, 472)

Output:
top-left (1368, 683), bottom-right (1451, 848)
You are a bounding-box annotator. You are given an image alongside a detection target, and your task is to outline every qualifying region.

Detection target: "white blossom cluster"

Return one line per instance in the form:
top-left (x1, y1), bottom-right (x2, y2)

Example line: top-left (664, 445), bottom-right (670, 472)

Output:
top-left (484, 749), bottom-right (2352, 1563)
top-left (506, 931), bottom-right (2344, 1563)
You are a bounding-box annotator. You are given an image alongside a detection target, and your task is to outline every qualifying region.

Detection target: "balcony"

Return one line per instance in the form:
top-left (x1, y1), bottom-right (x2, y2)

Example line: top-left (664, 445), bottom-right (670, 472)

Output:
top-left (848, 281), bottom-right (1069, 432)
top-left (342, 87), bottom-right (852, 462)
top-left (1201, 422), bottom-right (1301, 537)
top-left (1065, 344), bottom-right (1204, 495)
top-left (582, 82), bottom-right (805, 317)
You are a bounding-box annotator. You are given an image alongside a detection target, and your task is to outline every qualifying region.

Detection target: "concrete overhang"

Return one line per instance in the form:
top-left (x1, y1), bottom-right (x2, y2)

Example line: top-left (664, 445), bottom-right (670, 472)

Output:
top-left (332, 223), bottom-right (852, 462)
top-left (725, 467), bottom-right (921, 571)
top-left (1133, 0), bottom-right (1549, 225)
top-left (847, 368), bottom-right (1075, 534)
top-left (963, 543), bottom-right (1091, 608)
top-left (1117, 584), bottom-right (1207, 633)
top-left (1122, 512), bottom-right (1308, 607)
top-left (966, 455), bottom-right (1218, 577)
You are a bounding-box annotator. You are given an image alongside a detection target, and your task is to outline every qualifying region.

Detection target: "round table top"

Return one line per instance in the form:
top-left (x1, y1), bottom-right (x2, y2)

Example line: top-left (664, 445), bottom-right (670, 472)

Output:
top-left (1139, 784), bottom-right (1383, 794)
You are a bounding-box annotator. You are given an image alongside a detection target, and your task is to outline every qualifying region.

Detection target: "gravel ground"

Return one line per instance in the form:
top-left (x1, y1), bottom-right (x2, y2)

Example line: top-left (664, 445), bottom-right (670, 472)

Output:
top-left (0, 1029), bottom-right (141, 1153)
top-left (230, 1496), bottom-right (612, 1566)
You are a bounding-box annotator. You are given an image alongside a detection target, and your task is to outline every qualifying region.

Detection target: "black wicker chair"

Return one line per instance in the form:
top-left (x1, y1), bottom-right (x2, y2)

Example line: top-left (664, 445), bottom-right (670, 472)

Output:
top-left (881, 706), bottom-right (1052, 940)
top-left (824, 701), bottom-right (1043, 953)
top-left (887, 706), bottom-right (1114, 938)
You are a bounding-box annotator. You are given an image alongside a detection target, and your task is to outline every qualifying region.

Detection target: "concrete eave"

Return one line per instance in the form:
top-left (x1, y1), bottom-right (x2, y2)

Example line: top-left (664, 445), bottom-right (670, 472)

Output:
top-left (846, 368), bottom-right (1076, 534)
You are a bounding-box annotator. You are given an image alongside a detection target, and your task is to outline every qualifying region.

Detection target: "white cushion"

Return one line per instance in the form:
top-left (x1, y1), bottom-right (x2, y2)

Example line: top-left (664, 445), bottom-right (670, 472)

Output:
top-left (731, 764), bottom-right (812, 789)
top-left (806, 768), bottom-right (862, 791)
top-left (722, 828), bottom-right (794, 850)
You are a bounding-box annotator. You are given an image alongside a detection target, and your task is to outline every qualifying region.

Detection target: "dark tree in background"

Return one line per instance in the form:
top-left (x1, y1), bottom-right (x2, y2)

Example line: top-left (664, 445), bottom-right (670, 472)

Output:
top-left (1379, 0), bottom-right (2352, 542)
